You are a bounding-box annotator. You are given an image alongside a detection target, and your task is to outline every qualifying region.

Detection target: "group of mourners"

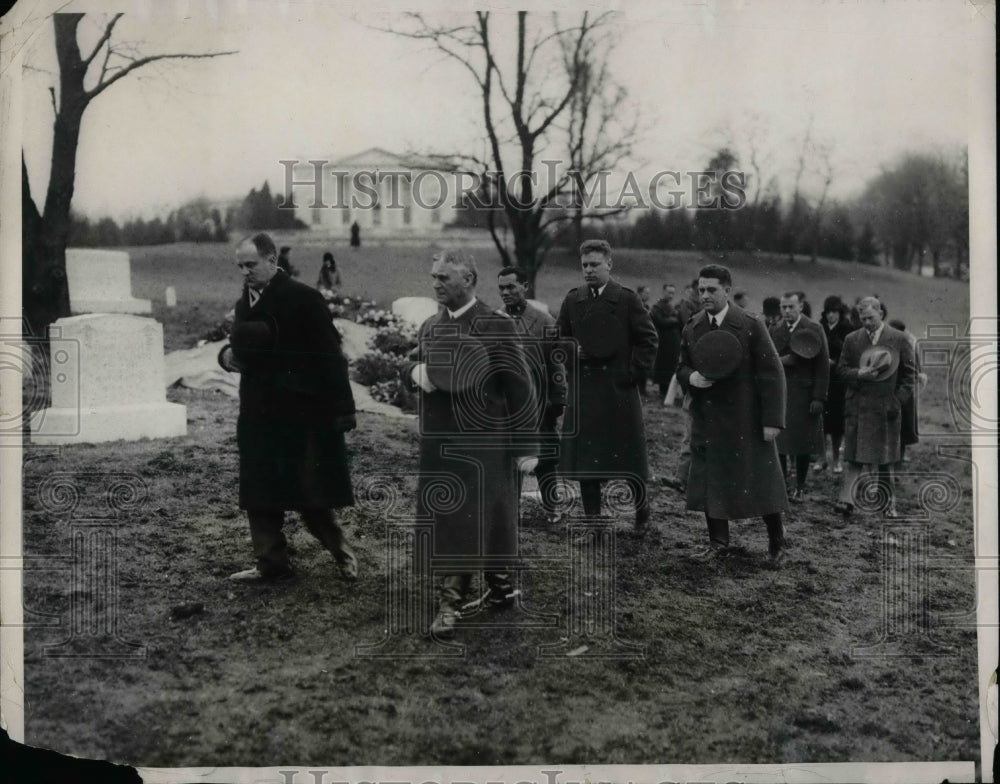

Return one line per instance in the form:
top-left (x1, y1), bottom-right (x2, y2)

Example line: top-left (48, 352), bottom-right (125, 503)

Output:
top-left (220, 233), bottom-right (923, 638)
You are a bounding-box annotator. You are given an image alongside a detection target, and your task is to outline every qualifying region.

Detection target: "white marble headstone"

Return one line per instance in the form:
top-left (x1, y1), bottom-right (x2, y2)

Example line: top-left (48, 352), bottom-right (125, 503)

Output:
top-left (30, 314), bottom-right (187, 444)
top-left (66, 248), bottom-right (152, 314)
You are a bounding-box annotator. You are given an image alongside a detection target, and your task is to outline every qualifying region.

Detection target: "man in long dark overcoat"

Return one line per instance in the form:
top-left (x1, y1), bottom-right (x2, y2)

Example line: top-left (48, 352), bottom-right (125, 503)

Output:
top-left (225, 233), bottom-right (358, 583)
top-left (834, 297), bottom-right (916, 518)
top-left (497, 266), bottom-right (567, 524)
top-left (676, 264), bottom-right (788, 564)
top-left (769, 291), bottom-right (830, 501)
top-left (403, 250), bottom-right (535, 638)
top-left (555, 239), bottom-right (658, 532)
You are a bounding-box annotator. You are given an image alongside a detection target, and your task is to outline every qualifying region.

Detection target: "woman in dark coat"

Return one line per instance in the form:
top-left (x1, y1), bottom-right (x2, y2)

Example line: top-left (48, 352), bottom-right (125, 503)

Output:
top-left (317, 251), bottom-right (342, 293)
top-left (818, 296), bottom-right (853, 473)
top-left (650, 287), bottom-right (682, 398)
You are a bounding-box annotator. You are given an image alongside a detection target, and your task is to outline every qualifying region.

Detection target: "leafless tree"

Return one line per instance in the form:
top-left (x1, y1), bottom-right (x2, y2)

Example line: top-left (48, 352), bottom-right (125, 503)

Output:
top-left (555, 21), bottom-right (639, 249)
top-left (389, 11), bottom-right (635, 295)
top-left (22, 13), bottom-right (235, 337)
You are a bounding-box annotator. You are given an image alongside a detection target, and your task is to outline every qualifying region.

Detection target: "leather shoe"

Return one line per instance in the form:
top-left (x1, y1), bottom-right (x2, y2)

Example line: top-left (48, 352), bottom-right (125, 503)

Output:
top-left (688, 544), bottom-right (729, 563)
top-left (430, 607), bottom-right (459, 638)
top-left (833, 501), bottom-right (853, 518)
top-left (545, 511), bottom-right (564, 525)
top-left (229, 566), bottom-right (294, 583)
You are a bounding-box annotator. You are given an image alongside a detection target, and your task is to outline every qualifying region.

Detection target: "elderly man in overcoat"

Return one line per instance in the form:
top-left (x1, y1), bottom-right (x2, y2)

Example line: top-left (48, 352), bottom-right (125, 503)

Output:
top-left (555, 239), bottom-right (658, 532)
top-left (676, 264), bottom-right (788, 564)
top-left (224, 233), bottom-right (358, 583)
top-left (403, 250), bottom-right (535, 638)
top-left (769, 291), bottom-right (830, 501)
top-left (497, 266), bottom-right (567, 524)
top-left (834, 297), bottom-right (916, 518)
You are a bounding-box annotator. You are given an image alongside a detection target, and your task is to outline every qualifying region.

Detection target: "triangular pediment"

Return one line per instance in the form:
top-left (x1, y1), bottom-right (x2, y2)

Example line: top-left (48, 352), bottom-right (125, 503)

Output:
top-left (332, 147), bottom-right (460, 171)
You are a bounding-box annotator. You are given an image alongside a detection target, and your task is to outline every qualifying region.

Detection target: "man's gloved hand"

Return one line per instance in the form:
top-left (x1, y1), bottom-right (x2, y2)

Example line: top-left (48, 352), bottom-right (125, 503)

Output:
top-left (809, 400), bottom-right (825, 416)
top-left (333, 414), bottom-right (357, 433)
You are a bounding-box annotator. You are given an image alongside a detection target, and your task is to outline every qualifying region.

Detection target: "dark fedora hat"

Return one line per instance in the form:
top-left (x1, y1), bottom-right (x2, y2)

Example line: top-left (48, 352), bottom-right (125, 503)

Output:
top-left (217, 344), bottom-right (242, 373)
top-left (691, 329), bottom-right (742, 380)
top-left (577, 311), bottom-right (625, 360)
top-left (790, 327), bottom-right (823, 359)
top-left (230, 316), bottom-right (277, 363)
top-left (860, 344), bottom-right (900, 383)
top-left (424, 336), bottom-right (492, 393)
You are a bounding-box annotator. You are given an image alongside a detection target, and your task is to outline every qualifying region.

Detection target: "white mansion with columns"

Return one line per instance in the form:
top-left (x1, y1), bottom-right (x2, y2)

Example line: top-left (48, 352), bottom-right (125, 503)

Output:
top-left (289, 147), bottom-right (464, 238)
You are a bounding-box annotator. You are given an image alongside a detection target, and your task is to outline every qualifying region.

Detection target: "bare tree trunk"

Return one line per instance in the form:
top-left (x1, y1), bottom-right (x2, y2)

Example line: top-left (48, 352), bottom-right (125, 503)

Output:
top-left (21, 13), bottom-right (234, 338)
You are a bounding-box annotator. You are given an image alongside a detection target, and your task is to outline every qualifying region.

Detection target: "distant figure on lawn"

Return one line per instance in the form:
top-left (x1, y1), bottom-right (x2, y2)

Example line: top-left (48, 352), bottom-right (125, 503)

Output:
top-left (676, 264), bottom-right (788, 566)
top-left (277, 245), bottom-right (299, 278)
top-left (222, 232), bottom-right (359, 584)
top-left (317, 251), bottom-right (342, 294)
top-left (350, 221), bottom-right (361, 248)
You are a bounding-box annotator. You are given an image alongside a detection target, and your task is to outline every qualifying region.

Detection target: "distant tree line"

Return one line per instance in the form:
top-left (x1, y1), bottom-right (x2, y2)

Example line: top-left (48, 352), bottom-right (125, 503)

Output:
top-left (547, 147), bottom-right (969, 278)
top-left (67, 181), bottom-right (306, 248)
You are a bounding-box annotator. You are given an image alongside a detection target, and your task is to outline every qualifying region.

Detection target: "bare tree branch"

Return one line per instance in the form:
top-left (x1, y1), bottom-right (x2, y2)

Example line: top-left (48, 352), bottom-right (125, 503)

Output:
top-left (86, 49), bottom-right (236, 100)
top-left (81, 12), bottom-right (122, 67)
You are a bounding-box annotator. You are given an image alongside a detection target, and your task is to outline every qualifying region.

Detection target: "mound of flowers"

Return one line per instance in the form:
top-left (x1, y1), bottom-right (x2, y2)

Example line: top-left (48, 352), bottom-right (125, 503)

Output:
top-left (198, 289), bottom-right (423, 414)
top-left (351, 302), bottom-right (419, 413)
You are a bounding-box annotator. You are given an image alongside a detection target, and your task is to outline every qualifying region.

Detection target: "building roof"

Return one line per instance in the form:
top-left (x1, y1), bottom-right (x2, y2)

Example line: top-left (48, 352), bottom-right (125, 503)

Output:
top-left (331, 147), bottom-right (462, 172)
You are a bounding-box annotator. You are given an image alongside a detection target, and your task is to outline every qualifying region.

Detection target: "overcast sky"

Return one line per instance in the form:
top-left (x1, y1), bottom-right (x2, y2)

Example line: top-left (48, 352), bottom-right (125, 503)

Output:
top-left (16, 0), bottom-right (983, 220)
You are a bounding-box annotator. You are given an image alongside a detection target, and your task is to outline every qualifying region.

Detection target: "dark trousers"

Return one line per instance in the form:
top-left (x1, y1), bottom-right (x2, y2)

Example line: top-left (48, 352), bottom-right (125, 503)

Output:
top-left (516, 420), bottom-right (561, 513)
top-left (706, 513), bottom-right (785, 551)
top-left (779, 454), bottom-right (812, 488)
top-left (247, 507), bottom-right (345, 577)
top-left (579, 478), bottom-right (650, 526)
top-left (839, 462), bottom-right (895, 511)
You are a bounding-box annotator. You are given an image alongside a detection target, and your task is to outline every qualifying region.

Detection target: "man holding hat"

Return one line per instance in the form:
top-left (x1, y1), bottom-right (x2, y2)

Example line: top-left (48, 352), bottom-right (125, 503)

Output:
top-left (403, 250), bottom-right (535, 638)
top-left (555, 239), bottom-right (658, 532)
top-left (224, 232), bottom-right (359, 583)
top-left (769, 292), bottom-right (830, 501)
top-left (676, 264), bottom-right (788, 564)
top-left (834, 297), bottom-right (916, 518)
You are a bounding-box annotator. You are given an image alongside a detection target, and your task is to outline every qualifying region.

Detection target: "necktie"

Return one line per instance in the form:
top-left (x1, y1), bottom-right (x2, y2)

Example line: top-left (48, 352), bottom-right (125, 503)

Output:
top-left (590, 286), bottom-right (599, 299)
top-left (248, 289), bottom-right (260, 308)
top-left (709, 317), bottom-right (718, 330)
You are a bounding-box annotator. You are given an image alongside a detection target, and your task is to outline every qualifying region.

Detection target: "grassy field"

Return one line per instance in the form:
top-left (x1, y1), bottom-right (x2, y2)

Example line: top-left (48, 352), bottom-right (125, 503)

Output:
top-left (20, 235), bottom-right (980, 771)
top-left (125, 235), bottom-right (970, 351)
